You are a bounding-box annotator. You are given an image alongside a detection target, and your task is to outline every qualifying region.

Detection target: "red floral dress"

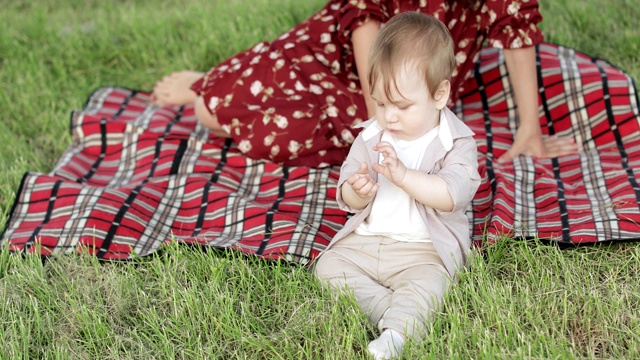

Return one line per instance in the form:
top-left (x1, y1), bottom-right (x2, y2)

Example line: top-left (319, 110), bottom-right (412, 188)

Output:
top-left (191, 0), bottom-right (544, 166)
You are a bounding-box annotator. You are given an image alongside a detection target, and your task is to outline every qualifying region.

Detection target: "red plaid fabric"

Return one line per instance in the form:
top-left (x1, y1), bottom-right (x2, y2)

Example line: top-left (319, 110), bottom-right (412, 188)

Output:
top-left (2, 44), bottom-right (640, 262)
top-left (459, 44), bottom-right (640, 244)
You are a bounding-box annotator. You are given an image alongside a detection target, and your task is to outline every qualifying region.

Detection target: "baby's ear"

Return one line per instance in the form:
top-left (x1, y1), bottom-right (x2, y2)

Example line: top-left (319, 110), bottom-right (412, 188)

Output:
top-left (433, 80), bottom-right (451, 110)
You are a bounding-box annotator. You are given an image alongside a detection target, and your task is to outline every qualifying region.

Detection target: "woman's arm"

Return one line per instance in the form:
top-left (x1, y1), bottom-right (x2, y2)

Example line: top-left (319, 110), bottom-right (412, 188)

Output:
top-left (501, 47), bottom-right (544, 161)
top-left (352, 20), bottom-right (381, 118)
top-left (499, 47), bottom-right (578, 162)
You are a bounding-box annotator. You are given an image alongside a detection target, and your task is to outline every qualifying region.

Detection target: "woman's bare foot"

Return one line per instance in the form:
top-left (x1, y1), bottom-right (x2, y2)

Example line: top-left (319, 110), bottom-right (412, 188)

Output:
top-left (151, 70), bottom-right (204, 106)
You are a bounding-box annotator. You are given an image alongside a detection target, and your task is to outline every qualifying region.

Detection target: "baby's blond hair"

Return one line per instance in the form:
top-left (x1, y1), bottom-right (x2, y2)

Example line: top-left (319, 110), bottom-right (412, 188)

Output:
top-left (367, 12), bottom-right (455, 101)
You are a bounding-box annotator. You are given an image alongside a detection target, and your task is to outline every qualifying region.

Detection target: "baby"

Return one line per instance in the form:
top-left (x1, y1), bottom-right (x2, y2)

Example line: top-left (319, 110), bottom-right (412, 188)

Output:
top-left (314, 12), bottom-right (481, 359)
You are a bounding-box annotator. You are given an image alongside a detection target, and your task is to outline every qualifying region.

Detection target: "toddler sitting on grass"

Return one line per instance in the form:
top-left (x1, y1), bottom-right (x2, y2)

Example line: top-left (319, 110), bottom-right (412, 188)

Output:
top-left (313, 12), bottom-right (481, 359)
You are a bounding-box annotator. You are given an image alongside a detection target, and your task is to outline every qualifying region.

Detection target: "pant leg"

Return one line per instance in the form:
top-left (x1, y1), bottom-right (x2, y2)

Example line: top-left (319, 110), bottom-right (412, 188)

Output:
top-left (313, 233), bottom-right (392, 326)
top-left (377, 239), bottom-right (451, 340)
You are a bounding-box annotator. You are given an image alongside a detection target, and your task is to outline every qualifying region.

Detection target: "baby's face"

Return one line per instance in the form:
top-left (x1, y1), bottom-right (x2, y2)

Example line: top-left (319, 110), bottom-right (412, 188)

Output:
top-left (371, 65), bottom-right (441, 141)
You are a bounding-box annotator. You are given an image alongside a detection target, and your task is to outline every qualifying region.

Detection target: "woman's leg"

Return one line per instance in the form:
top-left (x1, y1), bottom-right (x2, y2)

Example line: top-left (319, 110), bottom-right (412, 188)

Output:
top-left (194, 96), bottom-right (231, 138)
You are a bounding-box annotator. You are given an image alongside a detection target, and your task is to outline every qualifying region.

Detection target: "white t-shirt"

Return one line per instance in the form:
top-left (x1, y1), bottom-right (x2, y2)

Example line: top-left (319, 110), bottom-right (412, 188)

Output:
top-left (355, 125), bottom-right (440, 242)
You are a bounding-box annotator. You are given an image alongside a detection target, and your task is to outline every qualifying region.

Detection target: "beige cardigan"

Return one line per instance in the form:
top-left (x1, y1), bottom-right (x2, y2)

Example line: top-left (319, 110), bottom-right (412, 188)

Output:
top-left (327, 107), bottom-right (481, 276)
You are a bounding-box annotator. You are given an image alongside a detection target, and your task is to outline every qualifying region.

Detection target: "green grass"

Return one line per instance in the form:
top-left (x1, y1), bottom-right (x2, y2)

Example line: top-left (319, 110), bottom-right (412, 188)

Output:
top-left (1, 0), bottom-right (639, 358)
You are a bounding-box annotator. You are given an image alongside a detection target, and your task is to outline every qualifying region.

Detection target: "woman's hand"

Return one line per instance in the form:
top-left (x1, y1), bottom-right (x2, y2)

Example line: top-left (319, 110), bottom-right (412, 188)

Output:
top-left (501, 47), bottom-right (579, 162)
top-left (498, 125), bottom-right (578, 163)
top-left (352, 20), bottom-right (381, 118)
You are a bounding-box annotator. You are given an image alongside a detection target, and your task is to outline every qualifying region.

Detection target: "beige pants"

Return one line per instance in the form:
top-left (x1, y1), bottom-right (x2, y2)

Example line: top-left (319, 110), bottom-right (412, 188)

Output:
top-left (313, 232), bottom-right (450, 339)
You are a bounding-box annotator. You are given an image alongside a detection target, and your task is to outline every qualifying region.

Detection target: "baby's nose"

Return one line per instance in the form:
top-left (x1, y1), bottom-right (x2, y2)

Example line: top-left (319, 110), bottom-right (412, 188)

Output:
top-left (384, 108), bottom-right (399, 122)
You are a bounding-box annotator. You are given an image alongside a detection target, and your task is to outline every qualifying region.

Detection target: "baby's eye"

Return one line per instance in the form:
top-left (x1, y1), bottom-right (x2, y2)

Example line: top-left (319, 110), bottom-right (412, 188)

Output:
top-left (376, 102), bottom-right (385, 107)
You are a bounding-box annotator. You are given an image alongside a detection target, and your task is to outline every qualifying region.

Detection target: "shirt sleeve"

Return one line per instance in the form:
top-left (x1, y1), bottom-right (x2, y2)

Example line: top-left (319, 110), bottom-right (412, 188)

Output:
top-left (334, 0), bottom-right (390, 47)
top-left (433, 136), bottom-right (481, 214)
top-left (336, 133), bottom-right (373, 213)
top-left (484, 0), bottom-right (544, 49)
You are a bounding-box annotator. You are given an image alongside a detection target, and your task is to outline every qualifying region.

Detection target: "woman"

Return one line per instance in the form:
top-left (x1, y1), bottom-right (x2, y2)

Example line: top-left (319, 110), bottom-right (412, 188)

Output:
top-left (152, 0), bottom-right (578, 166)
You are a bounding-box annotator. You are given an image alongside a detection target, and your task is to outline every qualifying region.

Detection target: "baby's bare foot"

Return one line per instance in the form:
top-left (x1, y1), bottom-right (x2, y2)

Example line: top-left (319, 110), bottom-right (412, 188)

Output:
top-left (152, 70), bottom-right (204, 106)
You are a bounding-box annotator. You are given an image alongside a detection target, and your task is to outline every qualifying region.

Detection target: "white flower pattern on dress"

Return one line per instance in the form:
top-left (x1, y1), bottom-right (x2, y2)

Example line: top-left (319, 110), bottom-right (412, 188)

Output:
top-left (288, 140), bottom-right (300, 155)
top-left (250, 81), bottom-right (262, 97)
top-left (274, 115), bottom-right (289, 129)
top-left (309, 84), bottom-right (323, 95)
top-left (264, 133), bottom-right (275, 146)
top-left (238, 140), bottom-right (252, 153)
top-left (208, 96), bottom-right (219, 110)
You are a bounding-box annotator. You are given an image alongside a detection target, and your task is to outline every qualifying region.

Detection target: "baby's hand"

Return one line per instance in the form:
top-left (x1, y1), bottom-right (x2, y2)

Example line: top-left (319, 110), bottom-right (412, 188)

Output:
top-left (372, 141), bottom-right (407, 186)
top-left (346, 162), bottom-right (378, 200)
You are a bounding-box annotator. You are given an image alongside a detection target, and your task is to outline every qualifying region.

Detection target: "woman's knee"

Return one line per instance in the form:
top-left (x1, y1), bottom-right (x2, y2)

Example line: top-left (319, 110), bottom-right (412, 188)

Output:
top-left (195, 96), bottom-right (229, 137)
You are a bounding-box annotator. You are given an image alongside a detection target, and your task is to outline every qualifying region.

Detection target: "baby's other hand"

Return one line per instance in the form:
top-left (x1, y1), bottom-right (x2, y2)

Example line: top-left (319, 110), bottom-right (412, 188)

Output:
top-left (372, 142), bottom-right (407, 186)
top-left (346, 162), bottom-right (378, 200)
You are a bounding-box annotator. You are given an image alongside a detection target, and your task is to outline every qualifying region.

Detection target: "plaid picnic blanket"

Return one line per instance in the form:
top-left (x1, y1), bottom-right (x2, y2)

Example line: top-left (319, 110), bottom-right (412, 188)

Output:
top-left (3, 43), bottom-right (640, 263)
